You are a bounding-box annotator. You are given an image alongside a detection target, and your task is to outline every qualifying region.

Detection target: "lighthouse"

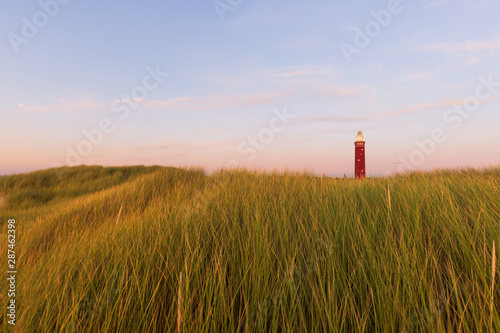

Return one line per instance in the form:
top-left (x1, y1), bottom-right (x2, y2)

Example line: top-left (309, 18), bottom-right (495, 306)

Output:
top-left (354, 131), bottom-right (366, 179)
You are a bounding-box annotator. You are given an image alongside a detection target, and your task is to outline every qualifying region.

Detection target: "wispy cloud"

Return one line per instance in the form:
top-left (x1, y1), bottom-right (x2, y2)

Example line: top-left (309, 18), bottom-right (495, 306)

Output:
top-left (298, 114), bottom-right (372, 125)
top-left (417, 35), bottom-right (500, 53)
top-left (296, 92), bottom-right (500, 125)
top-left (381, 92), bottom-right (500, 119)
top-left (391, 56), bottom-right (491, 84)
top-left (122, 145), bottom-right (168, 153)
top-left (143, 81), bottom-right (366, 112)
top-left (381, 99), bottom-right (460, 119)
top-left (18, 96), bottom-right (101, 113)
top-left (120, 144), bottom-right (192, 159)
top-left (406, 71), bottom-right (431, 81)
top-left (425, 0), bottom-right (449, 8)
top-left (203, 65), bottom-right (338, 85)
top-left (143, 90), bottom-right (292, 111)
top-left (274, 37), bottom-right (328, 50)
top-left (426, 0), bottom-right (494, 9)
top-left (123, 139), bottom-right (239, 153)
top-left (16, 65), bottom-right (364, 114)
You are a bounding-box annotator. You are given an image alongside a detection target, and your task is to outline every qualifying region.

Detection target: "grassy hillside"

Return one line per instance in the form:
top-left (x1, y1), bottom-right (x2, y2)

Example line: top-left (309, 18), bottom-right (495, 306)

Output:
top-left (1, 165), bottom-right (500, 332)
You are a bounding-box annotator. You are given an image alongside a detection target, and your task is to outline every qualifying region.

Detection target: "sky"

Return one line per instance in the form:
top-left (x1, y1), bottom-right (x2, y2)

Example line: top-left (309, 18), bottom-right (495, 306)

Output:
top-left (1, 0), bottom-right (500, 177)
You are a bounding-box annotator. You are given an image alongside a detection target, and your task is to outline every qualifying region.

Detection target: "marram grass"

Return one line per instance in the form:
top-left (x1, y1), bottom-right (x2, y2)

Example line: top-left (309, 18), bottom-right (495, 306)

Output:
top-left (1, 165), bottom-right (499, 332)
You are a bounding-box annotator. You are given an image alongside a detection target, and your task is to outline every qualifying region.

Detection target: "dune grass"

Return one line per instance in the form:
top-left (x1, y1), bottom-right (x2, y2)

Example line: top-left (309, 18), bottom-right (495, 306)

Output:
top-left (1, 165), bottom-right (499, 332)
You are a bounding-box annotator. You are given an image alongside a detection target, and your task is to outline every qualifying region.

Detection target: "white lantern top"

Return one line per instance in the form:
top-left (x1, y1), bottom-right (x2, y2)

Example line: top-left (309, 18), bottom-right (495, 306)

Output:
top-left (355, 131), bottom-right (364, 142)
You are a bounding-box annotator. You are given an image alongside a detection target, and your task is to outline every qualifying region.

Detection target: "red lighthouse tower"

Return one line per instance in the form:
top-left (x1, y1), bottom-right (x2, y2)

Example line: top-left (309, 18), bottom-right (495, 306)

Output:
top-left (354, 131), bottom-right (366, 179)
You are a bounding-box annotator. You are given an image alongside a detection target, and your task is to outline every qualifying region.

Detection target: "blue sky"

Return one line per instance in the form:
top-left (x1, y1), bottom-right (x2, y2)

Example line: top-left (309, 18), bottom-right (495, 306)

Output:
top-left (1, 0), bottom-right (500, 176)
